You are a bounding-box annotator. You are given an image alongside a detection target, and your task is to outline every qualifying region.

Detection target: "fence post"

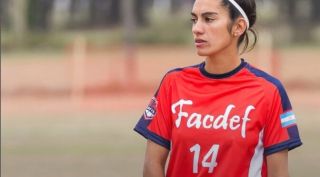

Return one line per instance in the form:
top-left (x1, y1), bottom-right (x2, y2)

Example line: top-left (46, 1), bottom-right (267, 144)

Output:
top-left (71, 36), bottom-right (87, 104)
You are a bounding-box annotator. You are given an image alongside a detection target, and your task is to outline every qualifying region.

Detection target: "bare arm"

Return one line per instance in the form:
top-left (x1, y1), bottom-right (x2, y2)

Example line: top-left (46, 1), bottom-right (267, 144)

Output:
top-left (143, 140), bottom-right (170, 177)
top-left (266, 149), bottom-right (290, 177)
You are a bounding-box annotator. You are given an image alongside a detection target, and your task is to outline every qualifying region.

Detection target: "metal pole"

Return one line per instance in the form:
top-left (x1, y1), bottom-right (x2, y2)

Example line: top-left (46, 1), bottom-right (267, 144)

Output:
top-left (71, 36), bottom-right (87, 104)
top-left (121, 0), bottom-right (138, 90)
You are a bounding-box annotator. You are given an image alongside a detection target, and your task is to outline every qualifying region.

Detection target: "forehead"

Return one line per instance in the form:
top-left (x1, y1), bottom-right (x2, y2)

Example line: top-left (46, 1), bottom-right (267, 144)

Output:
top-left (192, 0), bottom-right (226, 15)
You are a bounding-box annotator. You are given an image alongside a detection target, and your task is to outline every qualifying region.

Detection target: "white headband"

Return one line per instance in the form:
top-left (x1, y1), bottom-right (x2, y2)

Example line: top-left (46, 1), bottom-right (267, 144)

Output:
top-left (228, 0), bottom-right (250, 29)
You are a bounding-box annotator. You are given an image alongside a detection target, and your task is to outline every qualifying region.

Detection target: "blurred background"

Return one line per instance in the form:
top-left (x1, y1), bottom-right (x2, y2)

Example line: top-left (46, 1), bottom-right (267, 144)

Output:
top-left (1, 0), bottom-right (320, 177)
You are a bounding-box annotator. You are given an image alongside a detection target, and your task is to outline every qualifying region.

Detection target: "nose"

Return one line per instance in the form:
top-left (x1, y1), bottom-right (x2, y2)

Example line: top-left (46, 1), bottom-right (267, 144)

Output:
top-left (192, 20), bottom-right (204, 35)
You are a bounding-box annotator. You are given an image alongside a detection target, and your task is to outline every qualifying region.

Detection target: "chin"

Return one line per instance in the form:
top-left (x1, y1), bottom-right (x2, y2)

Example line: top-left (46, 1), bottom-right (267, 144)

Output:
top-left (196, 49), bottom-right (213, 56)
top-left (196, 51), bottom-right (207, 56)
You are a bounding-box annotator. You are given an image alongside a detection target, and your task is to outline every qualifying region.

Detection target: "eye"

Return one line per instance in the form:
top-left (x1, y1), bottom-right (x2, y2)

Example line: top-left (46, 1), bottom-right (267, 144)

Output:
top-left (205, 17), bottom-right (214, 23)
top-left (190, 18), bottom-right (197, 24)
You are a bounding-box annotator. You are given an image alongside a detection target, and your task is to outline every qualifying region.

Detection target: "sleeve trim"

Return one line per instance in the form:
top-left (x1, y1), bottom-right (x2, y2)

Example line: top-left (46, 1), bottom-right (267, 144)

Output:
top-left (264, 139), bottom-right (302, 155)
top-left (133, 126), bottom-right (171, 150)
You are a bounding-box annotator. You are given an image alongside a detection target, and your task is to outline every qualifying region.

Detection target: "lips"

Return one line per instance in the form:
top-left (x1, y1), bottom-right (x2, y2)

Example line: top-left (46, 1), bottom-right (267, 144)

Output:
top-left (195, 38), bottom-right (207, 47)
top-left (195, 39), bottom-right (206, 43)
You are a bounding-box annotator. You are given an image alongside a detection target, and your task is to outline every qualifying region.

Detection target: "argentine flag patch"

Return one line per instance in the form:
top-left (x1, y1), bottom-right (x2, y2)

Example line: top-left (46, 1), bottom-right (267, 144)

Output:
top-left (280, 111), bottom-right (296, 128)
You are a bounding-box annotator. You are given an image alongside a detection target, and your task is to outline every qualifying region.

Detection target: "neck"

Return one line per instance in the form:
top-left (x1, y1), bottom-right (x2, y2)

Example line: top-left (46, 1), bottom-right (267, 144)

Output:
top-left (204, 44), bottom-right (241, 74)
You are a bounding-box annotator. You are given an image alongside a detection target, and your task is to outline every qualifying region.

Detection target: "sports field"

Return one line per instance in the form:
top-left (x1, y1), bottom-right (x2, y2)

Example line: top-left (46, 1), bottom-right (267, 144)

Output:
top-left (2, 46), bottom-right (320, 177)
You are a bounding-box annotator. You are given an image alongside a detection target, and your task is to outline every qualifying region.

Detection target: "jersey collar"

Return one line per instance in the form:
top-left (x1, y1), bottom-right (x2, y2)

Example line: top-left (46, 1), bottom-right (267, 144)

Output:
top-left (199, 59), bottom-right (247, 79)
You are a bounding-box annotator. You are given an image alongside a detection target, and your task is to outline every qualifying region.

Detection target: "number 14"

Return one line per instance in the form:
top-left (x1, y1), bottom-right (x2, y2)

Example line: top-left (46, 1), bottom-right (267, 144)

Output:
top-left (189, 144), bottom-right (220, 174)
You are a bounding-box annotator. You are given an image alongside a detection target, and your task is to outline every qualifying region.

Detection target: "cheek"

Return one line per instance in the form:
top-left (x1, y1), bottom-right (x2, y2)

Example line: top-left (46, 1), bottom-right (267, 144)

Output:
top-left (207, 22), bottom-right (231, 41)
top-left (207, 27), bottom-right (231, 45)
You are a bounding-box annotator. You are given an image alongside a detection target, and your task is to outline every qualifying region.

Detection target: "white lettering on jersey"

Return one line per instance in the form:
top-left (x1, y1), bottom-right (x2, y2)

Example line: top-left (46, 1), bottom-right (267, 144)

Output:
top-left (171, 99), bottom-right (255, 138)
top-left (203, 115), bottom-right (214, 129)
top-left (242, 105), bottom-right (255, 138)
top-left (171, 99), bottom-right (193, 128)
top-left (212, 104), bottom-right (235, 130)
top-left (187, 113), bottom-right (202, 129)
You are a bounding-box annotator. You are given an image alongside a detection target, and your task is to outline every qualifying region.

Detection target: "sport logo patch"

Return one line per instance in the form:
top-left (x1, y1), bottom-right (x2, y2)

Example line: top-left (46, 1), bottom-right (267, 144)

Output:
top-left (280, 111), bottom-right (296, 128)
top-left (144, 97), bottom-right (158, 120)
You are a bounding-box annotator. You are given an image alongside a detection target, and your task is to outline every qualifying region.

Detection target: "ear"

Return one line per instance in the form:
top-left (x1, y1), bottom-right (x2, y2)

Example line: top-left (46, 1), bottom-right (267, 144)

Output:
top-left (231, 17), bottom-right (247, 37)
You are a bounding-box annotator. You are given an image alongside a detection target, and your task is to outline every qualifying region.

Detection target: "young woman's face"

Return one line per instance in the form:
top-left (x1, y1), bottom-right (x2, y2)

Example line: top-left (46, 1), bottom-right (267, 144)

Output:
top-left (191, 0), bottom-right (234, 56)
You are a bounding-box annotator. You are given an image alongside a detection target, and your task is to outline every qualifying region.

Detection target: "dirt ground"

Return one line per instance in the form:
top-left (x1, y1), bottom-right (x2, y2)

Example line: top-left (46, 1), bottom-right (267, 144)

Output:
top-left (2, 46), bottom-right (320, 177)
top-left (2, 46), bottom-right (320, 114)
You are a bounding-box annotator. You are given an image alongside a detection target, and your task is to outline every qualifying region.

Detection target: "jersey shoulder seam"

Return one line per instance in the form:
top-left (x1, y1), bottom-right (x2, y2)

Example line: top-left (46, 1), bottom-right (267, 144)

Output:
top-left (166, 62), bottom-right (202, 75)
top-left (245, 64), bottom-right (292, 111)
top-left (245, 64), bottom-right (282, 90)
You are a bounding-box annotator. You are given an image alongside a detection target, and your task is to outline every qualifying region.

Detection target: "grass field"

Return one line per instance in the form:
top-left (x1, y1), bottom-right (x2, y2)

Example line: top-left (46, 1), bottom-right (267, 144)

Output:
top-left (2, 112), bottom-right (146, 177)
top-left (2, 46), bottom-right (320, 177)
top-left (2, 102), bottom-right (320, 177)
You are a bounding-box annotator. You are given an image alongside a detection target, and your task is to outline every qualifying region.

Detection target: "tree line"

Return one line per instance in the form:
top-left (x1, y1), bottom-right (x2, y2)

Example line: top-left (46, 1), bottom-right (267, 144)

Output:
top-left (1, 0), bottom-right (319, 42)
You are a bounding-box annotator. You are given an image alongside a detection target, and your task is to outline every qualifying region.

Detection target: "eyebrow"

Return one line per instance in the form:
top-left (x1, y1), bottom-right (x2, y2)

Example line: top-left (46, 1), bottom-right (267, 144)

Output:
top-left (191, 12), bottom-right (218, 17)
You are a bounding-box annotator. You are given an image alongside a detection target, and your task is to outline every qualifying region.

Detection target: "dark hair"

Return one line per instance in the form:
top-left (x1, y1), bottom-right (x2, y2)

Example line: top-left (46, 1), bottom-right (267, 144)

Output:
top-left (221, 0), bottom-right (257, 53)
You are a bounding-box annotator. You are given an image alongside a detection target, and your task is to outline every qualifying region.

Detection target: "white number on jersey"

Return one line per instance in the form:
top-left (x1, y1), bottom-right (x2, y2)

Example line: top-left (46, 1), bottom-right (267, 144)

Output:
top-left (190, 144), bottom-right (220, 174)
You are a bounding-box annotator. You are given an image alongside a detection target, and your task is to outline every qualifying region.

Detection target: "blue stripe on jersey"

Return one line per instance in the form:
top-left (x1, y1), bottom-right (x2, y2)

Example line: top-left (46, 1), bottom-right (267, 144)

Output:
top-left (264, 138), bottom-right (302, 155)
top-left (154, 63), bottom-right (202, 97)
top-left (245, 64), bottom-right (292, 111)
top-left (264, 126), bottom-right (302, 155)
top-left (134, 116), bottom-right (171, 150)
top-left (134, 63), bottom-right (201, 149)
top-left (288, 125), bottom-right (301, 142)
top-left (167, 63), bottom-right (202, 74)
top-left (246, 64), bottom-right (302, 154)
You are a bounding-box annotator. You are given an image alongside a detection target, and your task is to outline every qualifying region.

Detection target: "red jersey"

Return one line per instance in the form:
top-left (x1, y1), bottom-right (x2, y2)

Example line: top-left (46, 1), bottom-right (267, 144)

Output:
top-left (134, 59), bottom-right (302, 177)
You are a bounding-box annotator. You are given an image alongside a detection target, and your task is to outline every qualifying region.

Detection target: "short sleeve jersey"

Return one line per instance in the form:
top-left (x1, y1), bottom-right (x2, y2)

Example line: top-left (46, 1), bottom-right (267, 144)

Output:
top-left (134, 59), bottom-right (302, 177)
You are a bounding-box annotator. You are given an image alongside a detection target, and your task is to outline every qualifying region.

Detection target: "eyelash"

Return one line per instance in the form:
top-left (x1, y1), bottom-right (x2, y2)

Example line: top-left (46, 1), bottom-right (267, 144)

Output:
top-left (190, 18), bottom-right (197, 24)
top-left (205, 17), bottom-right (214, 22)
top-left (190, 17), bottom-right (215, 24)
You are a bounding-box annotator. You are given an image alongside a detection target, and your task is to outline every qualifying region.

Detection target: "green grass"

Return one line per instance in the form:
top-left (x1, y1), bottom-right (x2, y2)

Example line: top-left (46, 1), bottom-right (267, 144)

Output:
top-left (2, 112), bottom-right (146, 177)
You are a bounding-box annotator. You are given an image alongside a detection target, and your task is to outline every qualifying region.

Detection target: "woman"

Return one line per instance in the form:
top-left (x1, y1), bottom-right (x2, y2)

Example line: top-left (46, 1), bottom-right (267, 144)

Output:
top-left (134, 0), bottom-right (302, 176)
